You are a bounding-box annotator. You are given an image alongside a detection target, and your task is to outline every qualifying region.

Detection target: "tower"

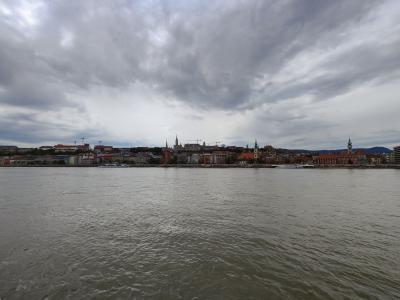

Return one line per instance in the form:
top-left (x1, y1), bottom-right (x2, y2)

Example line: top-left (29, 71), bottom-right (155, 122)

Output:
top-left (347, 137), bottom-right (352, 154)
top-left (175, 135), bottom-right (178, 148)
top-left (254, 139), bottom-right (259, 160)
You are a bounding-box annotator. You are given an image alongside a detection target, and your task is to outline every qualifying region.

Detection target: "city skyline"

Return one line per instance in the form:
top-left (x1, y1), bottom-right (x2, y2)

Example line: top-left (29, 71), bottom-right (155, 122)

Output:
top-left (0, 135), bottom-right (395, 153)
top-left (1, 1), bottom-right (400, 149)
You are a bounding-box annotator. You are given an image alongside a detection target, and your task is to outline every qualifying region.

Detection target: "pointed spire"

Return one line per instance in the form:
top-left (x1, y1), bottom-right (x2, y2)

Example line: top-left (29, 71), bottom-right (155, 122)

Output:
top-left (255, 139), bottom-right (258, 149)
top-left (175, 134), bottom-right (178, 147)
top-left (348, 137), bottom-right (352, 153)
top-left (165, 139), bottom-right (168, 149)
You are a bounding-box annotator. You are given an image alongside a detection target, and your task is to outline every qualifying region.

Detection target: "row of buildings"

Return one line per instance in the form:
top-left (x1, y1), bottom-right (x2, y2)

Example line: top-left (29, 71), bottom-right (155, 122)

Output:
top-left (0, 137), bottom-right (399, 166)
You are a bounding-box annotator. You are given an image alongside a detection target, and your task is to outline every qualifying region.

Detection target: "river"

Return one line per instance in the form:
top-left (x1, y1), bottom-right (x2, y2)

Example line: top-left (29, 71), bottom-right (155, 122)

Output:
top-left (0, 168), bottom-right (399, 299)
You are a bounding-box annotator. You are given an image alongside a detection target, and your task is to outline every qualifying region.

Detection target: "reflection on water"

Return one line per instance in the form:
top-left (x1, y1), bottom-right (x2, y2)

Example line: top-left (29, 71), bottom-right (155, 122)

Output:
top-left (0, 168), bottom-right (399, 299)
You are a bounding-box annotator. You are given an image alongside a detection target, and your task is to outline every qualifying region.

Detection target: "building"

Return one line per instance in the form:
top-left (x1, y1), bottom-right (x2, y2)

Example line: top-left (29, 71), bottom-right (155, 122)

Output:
top-left (201, 153), bottom-right (213, 164)
top-left (184, 143), bottom-right (202, 152)
top-left (313, 138), bottom-right (367, 165)
top-left (187, 153), bottom-right (200, 164)
top-left (161, 141), bottom-right (173, 164)
top-left (212, 151), bottom-right (228, 164)
top-left (173, 135), bottom-right (183, 151)
top-left (237, 152), bottom-right (255, 164)
top-left (17, 148), bottom-right (34, 153)
top-left (94, 145), bottom-right (113, 153)
top-left (54, 143), bottom-right (90, 153)
top-left (39, 146), bottom-right (54, 151)
top-left (0, 146), bottom-right (18, 154)
top-left (366, 154), bottom-right (384, 165)
top-left (313, 151), bottom-right (366, 165)
top-left (394, 145), bottom-right (400, 164)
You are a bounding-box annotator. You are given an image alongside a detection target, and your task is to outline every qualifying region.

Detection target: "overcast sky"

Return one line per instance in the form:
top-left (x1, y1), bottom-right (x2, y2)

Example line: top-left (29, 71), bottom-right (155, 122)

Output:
top-left (1, 0), bottom-right (399, 149)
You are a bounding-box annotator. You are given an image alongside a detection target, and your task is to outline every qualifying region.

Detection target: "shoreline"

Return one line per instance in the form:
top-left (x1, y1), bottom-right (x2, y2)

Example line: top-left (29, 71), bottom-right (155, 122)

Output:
top-left (1, 164), bottom-right (399, 169)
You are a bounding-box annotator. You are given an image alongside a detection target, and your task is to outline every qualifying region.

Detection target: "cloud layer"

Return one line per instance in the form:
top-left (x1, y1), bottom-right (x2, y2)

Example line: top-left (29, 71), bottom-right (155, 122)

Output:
top-left (1, 0), bottom-right (399, 148)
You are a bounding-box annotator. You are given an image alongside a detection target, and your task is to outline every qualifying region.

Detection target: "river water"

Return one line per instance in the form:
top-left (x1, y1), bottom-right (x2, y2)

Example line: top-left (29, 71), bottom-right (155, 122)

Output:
top-left (0, 168), bottom-right (399, 299)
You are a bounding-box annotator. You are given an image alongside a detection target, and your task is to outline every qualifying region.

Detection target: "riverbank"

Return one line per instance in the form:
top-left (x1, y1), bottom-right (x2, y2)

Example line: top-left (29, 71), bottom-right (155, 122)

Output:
top-left (1, 164), bottom-right (400, 168)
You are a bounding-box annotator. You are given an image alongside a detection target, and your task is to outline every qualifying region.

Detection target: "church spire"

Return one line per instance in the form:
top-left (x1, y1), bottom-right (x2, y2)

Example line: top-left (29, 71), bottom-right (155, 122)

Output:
top-left (254, 139), bottom-right (259, 160)
top-left (175, 135), bottom-right (178, 147)
top-left (347, 137), bottom-right (352, 154)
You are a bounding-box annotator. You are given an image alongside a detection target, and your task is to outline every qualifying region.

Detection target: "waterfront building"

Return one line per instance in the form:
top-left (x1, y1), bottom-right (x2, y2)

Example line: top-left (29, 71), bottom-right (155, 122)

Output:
top-left (54, 143), bottom-right (90, 153)
top-left (94, 145), bottom-right (114, 153)
top-left (187, 153), bottom-right (201, 164)
top-left (366, 154), bottom-right (384, 165)
top-left (313, 151), bottom-right (366, 165)
top-left (176, 152), bottom-right (189, 164)
top-left (0, 146), bottom-right (18, 154)
top-left (237, 152), bottom-right (255, 164)
top-left (16, 148), bottom-right (35, 153)
top-left (212, 151), bottom-right (229, 164)
top-left (161, 141), bottom-right (173, 164)
top-left (313, 138), bottom-right (367, 165)
top-left (39, 146), bottom-right (54, 151)
top-left (201, 153), bottom-right (213, 164)
top-left (394, 145), bottom-right (400, 164)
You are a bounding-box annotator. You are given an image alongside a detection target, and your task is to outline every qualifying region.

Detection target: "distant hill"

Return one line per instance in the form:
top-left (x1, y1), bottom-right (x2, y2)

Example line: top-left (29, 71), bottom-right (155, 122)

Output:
top-left (282, 146), bottom-right (393, 155)
top-left (317, 147), bottom-right (392, 155)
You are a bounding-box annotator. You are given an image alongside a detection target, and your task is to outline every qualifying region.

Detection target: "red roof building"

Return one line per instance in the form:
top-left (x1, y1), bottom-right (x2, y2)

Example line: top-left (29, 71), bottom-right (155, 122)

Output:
top-left (238, 152), bottom-right (255, 161)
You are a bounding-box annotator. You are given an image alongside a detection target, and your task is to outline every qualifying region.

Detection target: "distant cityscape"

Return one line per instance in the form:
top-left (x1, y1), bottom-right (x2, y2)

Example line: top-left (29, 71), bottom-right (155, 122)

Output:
top-left (0, 136), bottom-right (399, 167)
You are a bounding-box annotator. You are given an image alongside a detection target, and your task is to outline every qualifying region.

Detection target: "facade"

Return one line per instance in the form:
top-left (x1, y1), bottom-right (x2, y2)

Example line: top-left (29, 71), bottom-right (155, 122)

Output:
top-left (94, 145), bottom-right (114, 153)
top-left (237, 152), bottom-right (255, 163)
top-left (212, 151), bottom-right (228, 164)
top-left (161, 150), bottom-right (173, 164)
top-left (54, 143), bottom-right (90, 153)
top-left (394, 146), bottom-right (400, 164)
top-left (184, 144), bottom-right (202, 152)
top-left (313, 138), bottom-right (367, 165)
top-left (0, 146), bottom-right (18, 154)
top-left (39, 146), bottom-right (54, 151)
top-left (187, 153), bottom-right (200, 164)
top-left (313, 151), bottom-right (366, 165)
top-left (17, 148), bottom-right (34, 153)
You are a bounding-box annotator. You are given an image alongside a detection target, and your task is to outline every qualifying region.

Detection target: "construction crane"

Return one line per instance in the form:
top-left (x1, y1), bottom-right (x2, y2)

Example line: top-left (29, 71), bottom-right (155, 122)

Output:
top-left (215, 141), bottom-right (221, 146)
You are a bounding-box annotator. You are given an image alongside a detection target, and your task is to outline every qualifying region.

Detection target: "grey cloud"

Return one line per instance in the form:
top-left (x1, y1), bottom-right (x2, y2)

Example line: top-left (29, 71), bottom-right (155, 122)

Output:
top-left (247, 36), bottom-right (400, 106)
top-left (0, 0), bottom-right (399, 147)
top-left (1, 0), bottom-right (390, 111)
top-left (0, 111), bottom-right (101, 144)
top-left (155, 0), bottom-right (383, 109)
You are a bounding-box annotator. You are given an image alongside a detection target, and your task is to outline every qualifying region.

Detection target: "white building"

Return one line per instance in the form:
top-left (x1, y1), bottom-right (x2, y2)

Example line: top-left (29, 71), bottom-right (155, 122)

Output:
top-left (394, 145), bottom-right (400, 164)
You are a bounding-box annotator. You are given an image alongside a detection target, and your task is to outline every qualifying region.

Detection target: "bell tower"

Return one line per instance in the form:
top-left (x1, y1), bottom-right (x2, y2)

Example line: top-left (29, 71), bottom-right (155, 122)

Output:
top-left (254, 139), bottom-right (259, 160)
top-left (347, 137), bottom-right (352, 154)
